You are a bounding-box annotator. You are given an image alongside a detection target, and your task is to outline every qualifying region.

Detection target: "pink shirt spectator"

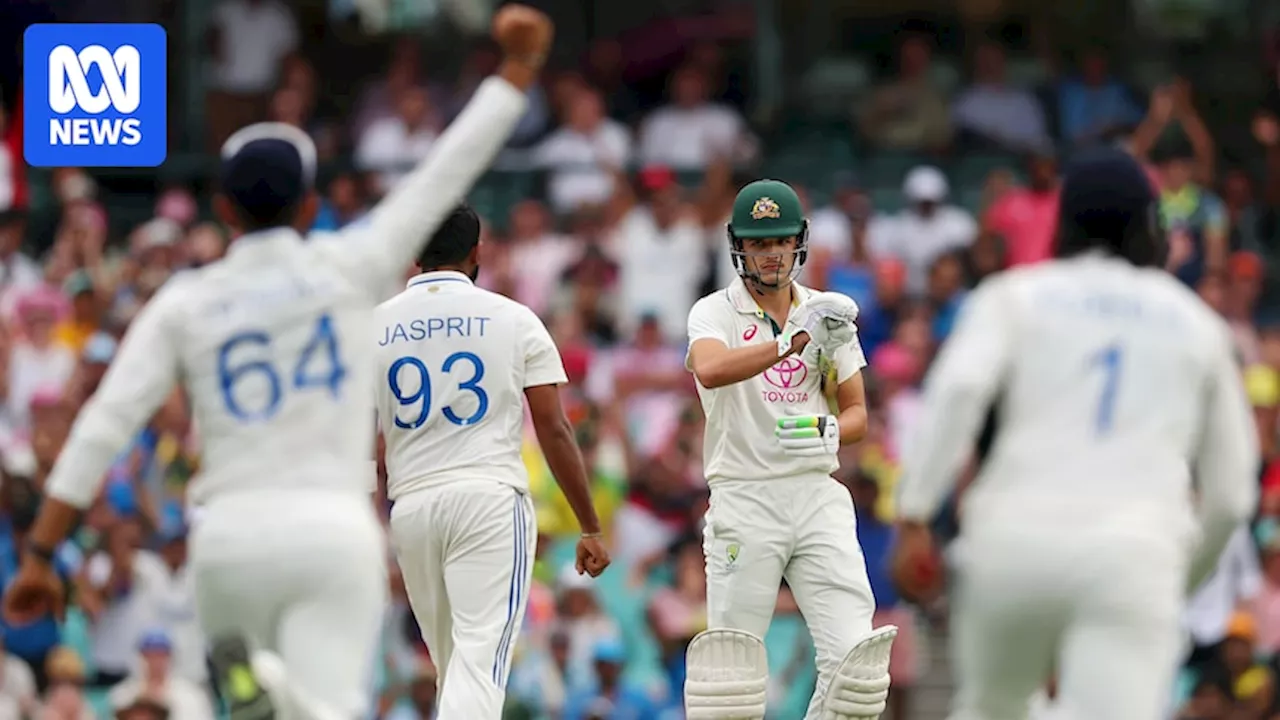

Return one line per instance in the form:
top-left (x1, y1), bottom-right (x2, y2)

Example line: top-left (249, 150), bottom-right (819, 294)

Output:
top-left (1256, 582), bottom-right (1280, 655)
top-left (983, 188), bottom-right (1060, 267)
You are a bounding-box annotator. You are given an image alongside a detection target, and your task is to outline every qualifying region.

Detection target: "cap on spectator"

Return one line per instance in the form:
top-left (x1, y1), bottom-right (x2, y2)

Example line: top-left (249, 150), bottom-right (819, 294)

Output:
top-left (1245, 364), bottom-right (1280, 409)
top-left (592, 638), bottom-right (626, 664)
top-left (871, 342), bottom-right (920, 384)
top-left (83, 332), bottom-right (118, 365)
top-left (556, 564), bottom-right (595, 593)
top-left (16, 288), bottom-right (68, 320)
top-left (1226, 611), bottom-right (1257, 643)
top-left (138, 629), bottom-right (172, 653)
top-left (45, 646), bottom-right (86, 682)
top-left (63, 270), bottom-right (94, 298)
top-left (638, 166), bottom-right (677, 192)
top-left (155, 188), bottom-right (198, 227)
top-left (2, 446), bottom-right (36, 479)
top-left (903, 166), bottom-right (949, 203)
top-left (134, 218), bottom-right (183, 252)
top-left (29, 387), bottom-right (64, 412)
top-left (219, 123), bottom-right (318, 222)
top-left (1229, 251), bottom-right (1264, 280)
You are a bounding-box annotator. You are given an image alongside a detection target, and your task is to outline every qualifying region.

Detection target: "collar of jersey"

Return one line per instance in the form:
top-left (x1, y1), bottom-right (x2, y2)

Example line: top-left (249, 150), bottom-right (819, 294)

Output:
top-left (406, 270), bottom-right (473, 289)
top-left (224, 226), bottom-right (304, 261)
top-left (726, 277), bottom-right (809, 320)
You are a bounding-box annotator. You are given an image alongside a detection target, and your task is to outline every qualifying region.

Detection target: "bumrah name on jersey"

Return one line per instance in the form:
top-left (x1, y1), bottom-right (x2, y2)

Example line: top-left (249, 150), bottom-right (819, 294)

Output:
top-left (379, 316), bottom-right (492, 345)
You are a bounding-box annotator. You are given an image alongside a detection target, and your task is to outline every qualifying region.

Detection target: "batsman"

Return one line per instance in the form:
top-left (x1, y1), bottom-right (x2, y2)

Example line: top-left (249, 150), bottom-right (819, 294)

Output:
top-left (683, 179), bottom-right (896, 720)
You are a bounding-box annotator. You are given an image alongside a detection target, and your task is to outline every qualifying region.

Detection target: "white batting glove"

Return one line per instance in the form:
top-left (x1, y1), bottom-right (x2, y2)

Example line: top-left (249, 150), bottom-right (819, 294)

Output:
top-left (775, 414), bottom-right (840, 457)
top-left (784, 293), bottom-right (859, 355)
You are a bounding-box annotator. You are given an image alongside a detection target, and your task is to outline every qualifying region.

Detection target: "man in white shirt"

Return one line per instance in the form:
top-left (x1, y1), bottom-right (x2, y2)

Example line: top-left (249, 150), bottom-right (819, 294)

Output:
top-left (205, 0), bottom-right (299, 149)
top-left (355, 87), bottom-right (440, 196)
top-left (893, 148), bottom-right (1257, 720)
top-left (2, 8), bottom-right (554, 720)
top-left (638, 66), bottom-right (744, 170)
top-left (375, 204), bottom-right (609, 719)
top-left (867, 166), bottom-right (977, 294)
top-left (534, 87), bottom-right (632, 214)
top-left (684, 179), bottom-right (896, 720)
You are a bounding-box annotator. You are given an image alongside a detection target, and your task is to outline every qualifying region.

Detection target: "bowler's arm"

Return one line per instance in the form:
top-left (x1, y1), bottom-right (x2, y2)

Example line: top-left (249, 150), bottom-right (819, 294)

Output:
top-left (29, 290), bottom-right (184, 553)
top-left (896, 282), bottom-right (1013, 526)
top-left (526, 385), bottom-right (601, 535)
top-left (339, 64), bottom-right (536, 291)
top-left (1188, 327), bottom-right (1259, 592)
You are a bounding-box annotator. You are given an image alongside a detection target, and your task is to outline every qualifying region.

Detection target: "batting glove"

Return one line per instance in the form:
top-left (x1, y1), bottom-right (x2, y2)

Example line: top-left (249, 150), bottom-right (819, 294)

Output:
top-left (783, 293), bottom-right (859, 356)
top-left (776, 414), bottom-right (840, 457)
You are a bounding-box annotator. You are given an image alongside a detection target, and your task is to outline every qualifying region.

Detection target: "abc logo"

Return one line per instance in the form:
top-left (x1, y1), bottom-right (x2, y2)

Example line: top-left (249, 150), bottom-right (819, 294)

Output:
top-left (48, 44), bottom-right (143, 147)
top-left (24, 24), bottom-right (166, 168)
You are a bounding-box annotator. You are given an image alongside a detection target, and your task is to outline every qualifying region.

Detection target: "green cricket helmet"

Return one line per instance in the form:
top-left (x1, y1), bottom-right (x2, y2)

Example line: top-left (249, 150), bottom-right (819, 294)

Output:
top-left (727, 179), bottom-right (809, 289)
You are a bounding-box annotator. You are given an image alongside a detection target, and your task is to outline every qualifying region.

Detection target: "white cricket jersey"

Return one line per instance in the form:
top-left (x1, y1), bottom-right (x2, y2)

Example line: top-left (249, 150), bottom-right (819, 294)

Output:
top-left (686, 278), bottom-right (867, 484)
top-left (44, 78), bottom-right (530, 511)
top-left (898, 254), bottom-right (1257, 553)
top-left (374, 271), bottom-right (567, 499)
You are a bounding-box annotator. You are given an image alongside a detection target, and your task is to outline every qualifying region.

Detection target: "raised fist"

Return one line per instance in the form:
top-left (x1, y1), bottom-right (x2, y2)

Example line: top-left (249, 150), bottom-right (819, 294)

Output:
top-left (492, 5), bottom-right (553, 67)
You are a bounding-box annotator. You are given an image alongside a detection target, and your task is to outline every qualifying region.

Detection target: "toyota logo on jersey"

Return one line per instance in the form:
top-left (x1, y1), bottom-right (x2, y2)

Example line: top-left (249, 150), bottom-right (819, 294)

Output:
top-left (761, 357), bottom-right (810, 404)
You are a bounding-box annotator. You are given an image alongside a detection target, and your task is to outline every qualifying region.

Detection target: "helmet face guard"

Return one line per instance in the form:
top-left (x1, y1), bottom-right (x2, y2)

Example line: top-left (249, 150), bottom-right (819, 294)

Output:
top-left (727, 218), bottom-right (810, 291)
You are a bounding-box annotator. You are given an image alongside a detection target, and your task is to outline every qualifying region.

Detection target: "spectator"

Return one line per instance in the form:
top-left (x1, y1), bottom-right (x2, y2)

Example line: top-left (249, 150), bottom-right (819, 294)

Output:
top-left (982, 151), bottom-right (1061, 267)
top-left (1210, 612), bottom-right (1276, 716)
top-left (352, 38), bottom-right (447, 142)
top-left (0, 211), bottom-right (45, 320)
top-left (602, 315), bottom-right (688, 460)
top-left (204, 0), bottom-right (299, 149)
top-left (0, 634), bottom-right (38, 718)
top-left (148, 525), bottom-right (204, 686)
top-left (443, 45), bottom-right (550, 147)
top-left (505, 201), bottom-right (580, 317)
top-left (535, 88), bottom-right (633, 216)
top-left (356, 87), bottom-right (440, 196)
top-left (582, 39), bottom-right (642, 123)
top-left (562, 639), bottom-right (662, 720)
top-left (552, 567), bottom-right (621, 689)
top-left (926, 250), bottom-right (969, 340)
top-left (806, 173), bottom-right (874, 282)
top-left (647, 537), bottom-right (706, 691)
top-left (868, 166), bottom-right (978, 294)
top-left (846, 472), bottom-right (917, 720)
top-left (183, 224), bottom-right (228, 269)
top-left (52, 272), bottom-right (101, 357)
top-left (38, 648), bottom-right (92, 720)
top-left (1225, 252), bottom-right (1264, 365)
top-left (311, 172), bottom-right (369, 233)
top-left (638, 66), bottom-right (746, 170)
top-left (609, 167), bottom-right (706, 344)
top-left (1055, 45), bottom-right (1144, 147)
top-left (1185, 527), bottom-right (1263, 673)
top-left (952, 41), bottom-right (1051, 153)
top-left (1157, 143), bottom-right (1229, 284)
top-left (7, 291), bottom-right (75, 436)
top-left (858, 34), bottom-right (952, 152)
top-left (106, 631), bottom-right (213, 720)
top-left (77, 520), bottom-right (169, 689)
top-left (381, 663), bottom-right (437, 720)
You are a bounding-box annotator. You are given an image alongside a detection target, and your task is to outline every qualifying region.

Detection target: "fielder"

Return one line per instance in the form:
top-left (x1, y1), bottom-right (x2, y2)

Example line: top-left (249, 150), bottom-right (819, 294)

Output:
top-left (893, 147), bottom-right (1258, 720)
top-left (1, 8), bottom-right (554, 720)
top-left (684, 179), bottom-right (897, 720)
top-left (374, 204), bottom-right (610, 718)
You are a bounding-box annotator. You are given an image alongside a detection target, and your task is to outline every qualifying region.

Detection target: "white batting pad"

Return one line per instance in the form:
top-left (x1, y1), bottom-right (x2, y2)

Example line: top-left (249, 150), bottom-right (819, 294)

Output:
top-left (685, 629), bottom-right (769, 720)
top-left (821, 625), bottom-right (898, 719)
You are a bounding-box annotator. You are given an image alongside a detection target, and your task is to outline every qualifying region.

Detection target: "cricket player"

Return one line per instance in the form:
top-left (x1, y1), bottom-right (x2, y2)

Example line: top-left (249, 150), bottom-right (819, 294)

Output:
top-left (893, 147), bottom-right (1258, 720)
top-left (374, 204), bottom-right (610, 718)
top-left (1, 8), bottom-right (554, 720)
top-left (683, 179), bottom-right (897, 720)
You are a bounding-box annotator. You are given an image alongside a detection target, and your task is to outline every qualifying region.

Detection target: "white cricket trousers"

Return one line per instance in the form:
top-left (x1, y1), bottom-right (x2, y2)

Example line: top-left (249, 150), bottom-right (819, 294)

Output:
top-left (389, 479), bottom-right (536, 720)
top-left (703, 475), bottom-right (877, 720)
top-left (947, 525), bottom-right (1186, 720)
top-left (189, 488), bottom-right (387, 720)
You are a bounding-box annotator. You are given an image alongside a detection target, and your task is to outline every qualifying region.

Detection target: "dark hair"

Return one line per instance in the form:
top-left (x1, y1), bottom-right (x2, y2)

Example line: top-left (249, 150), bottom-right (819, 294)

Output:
top-left (1055, 148), bottom-right (1165, 267)
top-left (417, 204), bottom-right (481, 269)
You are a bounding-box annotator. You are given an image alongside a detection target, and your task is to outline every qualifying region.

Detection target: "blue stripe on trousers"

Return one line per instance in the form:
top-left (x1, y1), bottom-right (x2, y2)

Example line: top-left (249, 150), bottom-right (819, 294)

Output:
top-left (491, 493), bottom-right (526, 684)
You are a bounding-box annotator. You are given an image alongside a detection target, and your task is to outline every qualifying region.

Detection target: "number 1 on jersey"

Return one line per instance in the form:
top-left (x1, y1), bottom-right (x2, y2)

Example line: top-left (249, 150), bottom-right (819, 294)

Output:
top-left (1092, 343), bottom-right (1123, 436)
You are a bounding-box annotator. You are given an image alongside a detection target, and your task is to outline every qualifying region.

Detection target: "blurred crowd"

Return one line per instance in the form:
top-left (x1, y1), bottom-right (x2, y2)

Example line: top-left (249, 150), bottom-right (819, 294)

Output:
top-left (0, 1), bottom-right (1279, 719)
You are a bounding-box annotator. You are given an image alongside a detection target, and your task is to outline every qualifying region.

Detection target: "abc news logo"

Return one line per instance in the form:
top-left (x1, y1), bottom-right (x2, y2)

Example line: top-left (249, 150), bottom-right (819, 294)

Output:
top-left (47, 44), bottom-right (143, 147)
